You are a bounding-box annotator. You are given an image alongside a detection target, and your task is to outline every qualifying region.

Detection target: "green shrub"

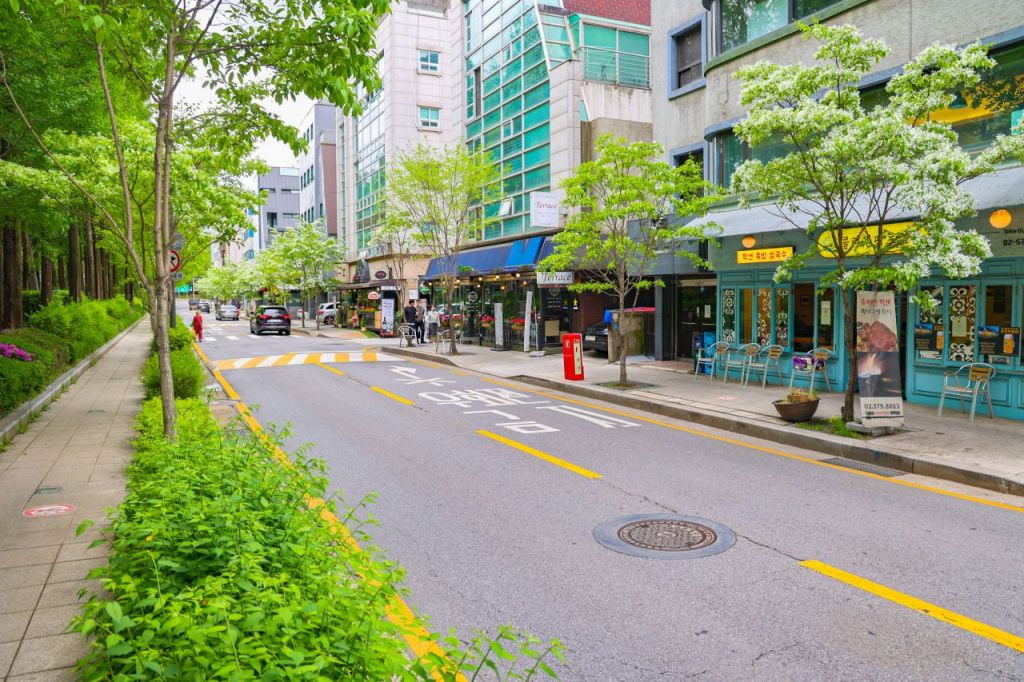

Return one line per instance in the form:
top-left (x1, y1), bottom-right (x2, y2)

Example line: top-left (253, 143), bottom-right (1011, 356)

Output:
top-left (22, 290), bottom-right (43, 316)
top-left (141, 348), bottom-right (203, 400)
top-left (0, 328), bottom-right (70, 369)
top-left (0, 354), bottom-right (51, 415)
top-left (27, 300), bottom-right (73, 339)
top-left (28, 297), bottom-right (141, 362)
top-left (152, 320), bottom-right (195, 353)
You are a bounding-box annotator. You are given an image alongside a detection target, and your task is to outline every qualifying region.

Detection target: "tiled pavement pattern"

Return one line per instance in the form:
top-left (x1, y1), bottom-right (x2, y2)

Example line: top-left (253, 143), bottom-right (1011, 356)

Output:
top-left (0, 322), bottom-right (150, 680)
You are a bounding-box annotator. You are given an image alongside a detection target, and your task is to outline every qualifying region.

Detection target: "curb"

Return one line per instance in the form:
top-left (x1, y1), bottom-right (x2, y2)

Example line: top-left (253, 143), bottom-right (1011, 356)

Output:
top-left (508, 375), bottom-right (1024, 498)
top-left (385, 346), bottom-right (459, 366)
top-left (0, 314), bottom-right (148, 444)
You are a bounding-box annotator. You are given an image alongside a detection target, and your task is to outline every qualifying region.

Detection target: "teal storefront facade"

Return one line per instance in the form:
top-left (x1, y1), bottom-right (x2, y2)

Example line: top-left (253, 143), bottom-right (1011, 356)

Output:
top-left (706, 178), bottom-right (1024, 420)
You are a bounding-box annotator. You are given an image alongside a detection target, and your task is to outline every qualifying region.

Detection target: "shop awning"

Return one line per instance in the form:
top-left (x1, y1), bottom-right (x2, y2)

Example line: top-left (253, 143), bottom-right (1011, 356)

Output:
top-left (422, 235), bottom-right (554, 280)
top-left (503, 236), bottom-right (545, 270)
top-left (685, 165), bottom-right (1024, 236)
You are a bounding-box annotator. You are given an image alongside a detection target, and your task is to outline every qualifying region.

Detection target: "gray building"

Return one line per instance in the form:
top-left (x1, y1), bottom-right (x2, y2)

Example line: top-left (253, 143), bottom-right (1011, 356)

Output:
top-left (297, 102), bottom-right (338, 236)
top-left (257, 166), bottom-right (300, 249)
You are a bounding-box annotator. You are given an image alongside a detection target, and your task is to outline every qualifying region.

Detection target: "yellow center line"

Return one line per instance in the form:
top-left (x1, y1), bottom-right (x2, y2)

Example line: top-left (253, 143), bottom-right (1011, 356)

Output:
top-left (316, 362), bottom-right (346, 377)
top-left (371, 386), bottom-right (415, 406)
top-left (476, 429), bottom-right (602, 479)
top-left (801, 560), bottom-right (1024, 653)
top-left (477, 377), bottom-right (1024, 514)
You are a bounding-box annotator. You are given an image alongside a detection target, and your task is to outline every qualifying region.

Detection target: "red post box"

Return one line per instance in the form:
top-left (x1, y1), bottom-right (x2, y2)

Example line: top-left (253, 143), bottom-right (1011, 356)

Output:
top-left (562, 333), bottom-right (584, 381)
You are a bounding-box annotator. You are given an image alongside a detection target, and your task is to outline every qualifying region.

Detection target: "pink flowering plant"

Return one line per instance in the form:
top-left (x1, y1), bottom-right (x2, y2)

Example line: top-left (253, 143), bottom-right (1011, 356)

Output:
top-left (0, 343), bottom-right (33, 362)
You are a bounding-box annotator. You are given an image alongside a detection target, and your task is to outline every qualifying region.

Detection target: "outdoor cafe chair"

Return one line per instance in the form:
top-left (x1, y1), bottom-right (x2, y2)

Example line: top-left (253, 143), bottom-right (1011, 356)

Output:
top-left (694, 341), bottom-right (730, 380)
top-left (937, 362), bottom-right (995, 424)
top-left (435, 328), bottom-right (462, 355)
top-left (745, 344), bottom-right (785, 388)
top-left (398, 324), bottom-right (416, 348)
top-left (724, 343), bottom-right (760, 384)
top-left (789, 347), bottom-right (833, 392)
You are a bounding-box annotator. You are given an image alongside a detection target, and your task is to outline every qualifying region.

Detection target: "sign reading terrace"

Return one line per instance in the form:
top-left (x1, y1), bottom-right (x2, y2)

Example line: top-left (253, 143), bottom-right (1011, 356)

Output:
top-left (537, 271), bottom-right (573, 287)
top-left (736, 246), bottom-right (794, 264)
top-left (530, 191), bottom-right (560, 228)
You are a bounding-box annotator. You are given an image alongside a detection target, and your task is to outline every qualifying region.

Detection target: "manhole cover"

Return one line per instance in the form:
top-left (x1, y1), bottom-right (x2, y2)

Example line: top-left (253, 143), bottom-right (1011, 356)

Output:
top-left (594, 513), bottom-right (735, 560)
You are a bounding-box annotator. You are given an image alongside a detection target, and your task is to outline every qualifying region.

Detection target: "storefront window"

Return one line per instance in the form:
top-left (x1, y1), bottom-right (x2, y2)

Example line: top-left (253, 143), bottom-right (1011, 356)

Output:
top-left (914, 286), bottom-right (944, 361)
top-left (818, 288), bottom-right (835, 349)
top-left (948, 285), bottom-right (977, 363)
top-left (981, 284), bottom-right (1014, 364)
top-left (774, 287), bottom-right (789, 347)
top-left (757, 288), bottom-right (772, 345)
top-left (721, 288), bottom-right (736, 344)
top-left (792, 283), bottom-right (815, 352)
top-left (739, 289), bottom-right (754, 343)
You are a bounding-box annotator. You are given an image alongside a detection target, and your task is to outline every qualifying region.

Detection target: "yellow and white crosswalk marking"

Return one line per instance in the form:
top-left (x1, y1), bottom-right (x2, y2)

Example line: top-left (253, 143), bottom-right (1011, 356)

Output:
top-left (215, 351), bottom-right (398, 371)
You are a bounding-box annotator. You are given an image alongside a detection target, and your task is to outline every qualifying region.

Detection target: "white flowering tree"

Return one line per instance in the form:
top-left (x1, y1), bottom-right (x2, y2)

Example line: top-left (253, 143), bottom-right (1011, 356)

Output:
top-left (731, 22), bottom-right (1024, 421)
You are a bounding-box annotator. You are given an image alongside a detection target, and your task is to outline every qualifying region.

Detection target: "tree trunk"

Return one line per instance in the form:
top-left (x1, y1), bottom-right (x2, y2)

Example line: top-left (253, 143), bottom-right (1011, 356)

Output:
top-left (41, 256), bottom-right (53, 305)
top-left (68, 223), bottom-right (81, 302)
top-left (2, 223), bottom-right (23, 329)
top-left (843, 288), bottom-right (856, 422)
top-left (152, 75), bottom-right (178, 438)
top-left (617, 289), bottom-right (627, 386)
top-left (22, 230), bottom-right (38, 291)
top-left (57, 255), bottom-right (66, 291)
top-left (84, 216), bottom-right (96, 299)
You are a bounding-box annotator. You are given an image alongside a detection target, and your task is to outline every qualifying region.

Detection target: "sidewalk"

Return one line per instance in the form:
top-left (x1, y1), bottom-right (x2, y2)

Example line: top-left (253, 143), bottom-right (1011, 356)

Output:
top-left (0, 322), bottom-right (150, 679)
top-left (381, 342), bottom-right (1024, 496)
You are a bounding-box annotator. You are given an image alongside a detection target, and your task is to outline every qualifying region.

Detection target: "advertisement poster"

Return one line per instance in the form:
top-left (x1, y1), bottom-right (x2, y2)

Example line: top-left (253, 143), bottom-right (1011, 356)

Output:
top-left (978, 326), bottom-right (1020, 356)
top-left (381, 298), bottom-right (395, 336)
top-left (913, 323), bottom-right (944, 351)
top-left (493, 302), bottom-right (504, 348)
top-left (856, 291), bottom-right (905, 426)
top-left (523, 291), bottom-right (534, 352)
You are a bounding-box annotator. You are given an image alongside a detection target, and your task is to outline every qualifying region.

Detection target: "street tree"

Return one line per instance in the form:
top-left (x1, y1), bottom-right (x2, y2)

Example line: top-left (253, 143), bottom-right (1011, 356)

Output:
top-left (372, 220), bottom-right (419, 306)
top-left (2, 0), bottom-right (388, 437)
top-left (730, 22), bottom-right (1024, 421)
top-left (386, 144), bottom-right (500, 353)
top-left (195, 262), bottom-right (247, 304)
top-left (540, 135), bottom-right (717, 387)
top-left (272, 221), bottom-right (344, 329)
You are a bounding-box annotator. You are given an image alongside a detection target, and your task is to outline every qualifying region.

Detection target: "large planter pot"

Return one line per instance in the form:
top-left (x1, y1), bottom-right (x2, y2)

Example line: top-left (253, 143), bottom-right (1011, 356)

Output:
top-left (773, 399), bottom-right (820, 423)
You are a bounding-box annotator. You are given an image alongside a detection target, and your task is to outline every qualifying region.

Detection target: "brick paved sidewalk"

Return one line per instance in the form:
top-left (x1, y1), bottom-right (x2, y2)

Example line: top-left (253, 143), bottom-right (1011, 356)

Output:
top-left (0, 321), bottom-right (150, 680)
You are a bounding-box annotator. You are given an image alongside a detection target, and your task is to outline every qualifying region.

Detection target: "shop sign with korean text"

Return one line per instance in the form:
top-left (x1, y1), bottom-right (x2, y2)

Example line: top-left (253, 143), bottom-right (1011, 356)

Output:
top-left (736, 246), bottom-right (794, 264)
top-left (818, 222), bottom-right (914, 258)
top-left (537, 271), bottom-right (573, 287)
top-left (855, 291), bottom-right (904, 426)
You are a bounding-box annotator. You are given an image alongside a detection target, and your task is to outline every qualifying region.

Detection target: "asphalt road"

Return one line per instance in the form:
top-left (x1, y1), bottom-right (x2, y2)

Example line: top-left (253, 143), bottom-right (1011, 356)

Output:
top-left (189, 306), bottom-right (1024, 681)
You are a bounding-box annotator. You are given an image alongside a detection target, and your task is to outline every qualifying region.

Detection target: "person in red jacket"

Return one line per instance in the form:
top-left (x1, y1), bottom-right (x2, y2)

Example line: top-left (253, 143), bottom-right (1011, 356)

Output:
top-left (191, 310), bottom-right (204, 342)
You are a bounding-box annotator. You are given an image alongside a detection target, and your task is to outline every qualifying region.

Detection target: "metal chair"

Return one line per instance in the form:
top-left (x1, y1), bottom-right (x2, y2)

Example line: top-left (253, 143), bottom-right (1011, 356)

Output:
top-left (745, 344), bottom-right (785, 388)
top-left (723, 343), bottom-right (760, 383)
top-left (435, 328), bottom-right (462, 355)
top-left (398, 324), bottom-right (416, 348)
top-left (694, 341), bottom-right (729, 380)
top-left (938, 363), bottom-right (995, 423)
top-left (789, 347), bottom-right (832, 392)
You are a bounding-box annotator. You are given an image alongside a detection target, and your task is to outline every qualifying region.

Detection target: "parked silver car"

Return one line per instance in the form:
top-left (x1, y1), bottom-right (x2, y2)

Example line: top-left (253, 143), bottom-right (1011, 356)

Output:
top-left (216, 304), bottom-right (239, 321)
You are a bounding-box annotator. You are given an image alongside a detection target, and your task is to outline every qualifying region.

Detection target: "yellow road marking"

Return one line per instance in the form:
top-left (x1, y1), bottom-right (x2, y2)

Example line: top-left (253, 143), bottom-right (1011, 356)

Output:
top-left (801, 560), bottom-right (1024, 653)
top-left (271, 353), bottom-right (296, 367)
top-left (372, 386), bottom-right (415, 406)
top-left (363, 351), bottom-right (378, 362)
top-left (450, 368), bottom-right (469, 376)
top-left (213, 370), bottom-right (240, 400)
top-left (242, 356), bottom-right (265, 369)
top-left (334, 352), bottom-right (351, 363)
top-left (210, 374), bottom-right (461, 679)
top-left (192, 342), bottom-right (211, 365)
top-left (476, 429), bottom-right (602, 479)
top-left (317, 363), bottom-right (346, 377)
top-left (477, 377), bottom-right (1024, 514)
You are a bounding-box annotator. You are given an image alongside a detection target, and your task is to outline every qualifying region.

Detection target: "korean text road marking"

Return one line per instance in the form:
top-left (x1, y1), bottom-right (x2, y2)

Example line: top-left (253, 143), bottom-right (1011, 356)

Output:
top-left (391, 366), bottom-right (455, 387)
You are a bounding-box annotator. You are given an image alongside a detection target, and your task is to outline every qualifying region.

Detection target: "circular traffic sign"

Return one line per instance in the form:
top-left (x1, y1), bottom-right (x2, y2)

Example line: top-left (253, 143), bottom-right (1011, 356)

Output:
top-left (23, 504), bottom-right (76, 517)
top-left (169, 249), bottom-right (181, 273)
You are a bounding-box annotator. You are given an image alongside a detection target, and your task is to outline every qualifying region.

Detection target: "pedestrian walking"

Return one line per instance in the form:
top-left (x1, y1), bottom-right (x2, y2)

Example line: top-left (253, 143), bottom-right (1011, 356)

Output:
top-left (415, 301), bottom-right (426, 343)
top-left (403, 300), bottom-right (418, 345)
top-left (191, 310), bottom-right (204, 342)
top-left (426, 304), bottom-right (440, 343)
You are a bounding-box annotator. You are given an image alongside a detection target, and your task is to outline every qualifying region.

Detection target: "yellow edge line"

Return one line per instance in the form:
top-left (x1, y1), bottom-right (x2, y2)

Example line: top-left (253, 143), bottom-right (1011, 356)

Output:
top-left (316, 362), bottom-right (346, 377)
top-left (192, 342), bottom-right (210, 365)
top-left (801, 560), bottom-right (1024, 653)
top-left (478, 377), bottom-right (1024, 514)
top-left (476, 429), bottom-right (602, 479)
top-left (209, 367), bottom-right (459, 678)
top-left (372, 386), bottom-right (415, 406)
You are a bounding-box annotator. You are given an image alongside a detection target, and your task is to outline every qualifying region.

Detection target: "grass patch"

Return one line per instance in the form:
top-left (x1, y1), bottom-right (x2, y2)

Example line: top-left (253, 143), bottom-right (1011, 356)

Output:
top-left (596, 381), bottom-right (658, 390)
top-left (794, 416), bottom-right (870, 439)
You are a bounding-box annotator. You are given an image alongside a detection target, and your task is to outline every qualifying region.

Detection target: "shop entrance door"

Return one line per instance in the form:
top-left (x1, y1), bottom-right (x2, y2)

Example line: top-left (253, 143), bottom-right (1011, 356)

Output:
top-left (676, 283), bottom-right (717, 359)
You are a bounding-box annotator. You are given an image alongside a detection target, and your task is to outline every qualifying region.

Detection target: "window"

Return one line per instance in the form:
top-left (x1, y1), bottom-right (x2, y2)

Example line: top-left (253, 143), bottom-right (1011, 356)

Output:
top-left (418, 106), bottom-right (440, 129)
top-left (981, 284), bottom-right (1015, 364)
top-left (792, 283), bottom-right (836, 352)
top-left (419, 49), bottom-right (440, 73)
top-left (714, 130), bottom-right (790, 188)
top-left (718, 0), bottom-right (844, 54)
top-left (671, 22), bottom-right (703, 92)
top-left (267, 212), bottom-right (278, 228)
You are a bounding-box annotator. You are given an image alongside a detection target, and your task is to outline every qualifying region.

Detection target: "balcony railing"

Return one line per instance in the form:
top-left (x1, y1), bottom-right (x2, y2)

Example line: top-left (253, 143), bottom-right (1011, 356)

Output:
top-left (576, 47), bottom-right (650, 89)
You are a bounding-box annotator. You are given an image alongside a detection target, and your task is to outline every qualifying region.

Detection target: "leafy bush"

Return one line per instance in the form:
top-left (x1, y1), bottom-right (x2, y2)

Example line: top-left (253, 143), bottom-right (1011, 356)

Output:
top-left (74, 399), bottom-right (566, 680)
top-left (141, 348), bottom-right (203, 400)
top-left (0, 329), bottom-right (65, 416)
top-left (152, 320), bottom-right (195, 353)
top-left (28, 297), bottom-right (141, 362)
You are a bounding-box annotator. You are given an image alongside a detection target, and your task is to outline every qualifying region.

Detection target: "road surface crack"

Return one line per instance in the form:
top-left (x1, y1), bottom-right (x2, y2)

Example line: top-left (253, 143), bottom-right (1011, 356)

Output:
top-left (736, 534), bottom-right (803, 562)
top-left (751, 642), bottom-right (800, 665)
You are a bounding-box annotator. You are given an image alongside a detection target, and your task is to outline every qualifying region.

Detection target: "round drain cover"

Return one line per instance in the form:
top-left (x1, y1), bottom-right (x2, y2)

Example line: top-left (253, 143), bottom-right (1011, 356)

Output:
top-left (594, 513), bottom-right (735, 560)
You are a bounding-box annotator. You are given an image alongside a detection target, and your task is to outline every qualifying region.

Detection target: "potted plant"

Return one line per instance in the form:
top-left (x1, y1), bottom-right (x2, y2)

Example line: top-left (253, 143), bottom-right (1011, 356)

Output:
top-left (773, 388), bottom-right (820, 422)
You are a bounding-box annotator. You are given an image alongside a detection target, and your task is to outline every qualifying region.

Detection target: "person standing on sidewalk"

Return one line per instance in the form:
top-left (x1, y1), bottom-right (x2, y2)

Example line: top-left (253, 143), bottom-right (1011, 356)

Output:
top-left (415, 301), bottom-right (426, 343)
top-left (403, 300), bottom-right (418, 345)
top-left (426, 304), bottom-right (440, 343)
top-left (191, 309), bottom-right (204, 342)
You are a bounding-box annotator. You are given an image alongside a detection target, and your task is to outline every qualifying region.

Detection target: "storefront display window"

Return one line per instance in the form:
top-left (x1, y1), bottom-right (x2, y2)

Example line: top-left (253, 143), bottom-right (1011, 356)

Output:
top-left (774, 287), bottom-right (789, 347)
top-left (739, 289), bottom-right (754, 343)
top-left (721, 288), bottom-right (736, 343)
top-left (982, 284), bottom-right (1014, 364)
top-left (915, 286), bottom-right (944, 361)
top-left (757, 288), bottom-right (771, 344)
top-left (948, 284), bottom-right (977, 363)
top-left (817, 287), bottom-right (835, 349)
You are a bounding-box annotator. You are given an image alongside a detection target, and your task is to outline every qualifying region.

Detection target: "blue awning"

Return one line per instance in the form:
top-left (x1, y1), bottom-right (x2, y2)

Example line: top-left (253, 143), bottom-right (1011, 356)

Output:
top-left (423, 243), bottom-right (512, 280)
top-left (503, 236), bottom-right (545, 270)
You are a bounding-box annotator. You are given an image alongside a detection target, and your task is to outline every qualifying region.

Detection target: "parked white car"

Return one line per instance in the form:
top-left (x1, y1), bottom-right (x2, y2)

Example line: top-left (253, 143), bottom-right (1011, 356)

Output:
top-left (316, 301), bottom-right (340, 325)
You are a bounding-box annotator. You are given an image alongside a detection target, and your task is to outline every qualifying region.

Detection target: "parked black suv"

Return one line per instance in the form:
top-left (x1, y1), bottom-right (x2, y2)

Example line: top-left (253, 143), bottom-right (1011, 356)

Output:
top-left (250, 306), bottom-right (292, 335)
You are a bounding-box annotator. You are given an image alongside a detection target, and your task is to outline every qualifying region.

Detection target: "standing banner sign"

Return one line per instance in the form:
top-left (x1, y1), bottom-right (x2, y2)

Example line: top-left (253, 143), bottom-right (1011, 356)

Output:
top-left (855, 291), bottom-right (905, 426)
top-left (381, 298), bottom-right (395, 336)
top-left (523, 291), bottom-right (534, 352)
top-left (493, 303), bottom-right (504, 348)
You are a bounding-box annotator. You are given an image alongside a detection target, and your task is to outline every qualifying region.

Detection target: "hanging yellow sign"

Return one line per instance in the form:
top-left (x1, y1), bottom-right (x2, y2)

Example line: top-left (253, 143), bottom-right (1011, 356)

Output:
top-left (817, 222), bottom-right (914, 258)
top-left (737, 246), bottom-right (794, 264)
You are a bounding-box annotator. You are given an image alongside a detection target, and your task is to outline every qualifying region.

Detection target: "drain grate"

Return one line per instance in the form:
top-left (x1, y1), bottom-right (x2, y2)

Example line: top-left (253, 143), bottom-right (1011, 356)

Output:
top-left (594, 514), bottom-right (735, 560)
top-left (822, 457), bottom-right (905, 477)
top-left (34, 486), bottom-right (63, 495)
